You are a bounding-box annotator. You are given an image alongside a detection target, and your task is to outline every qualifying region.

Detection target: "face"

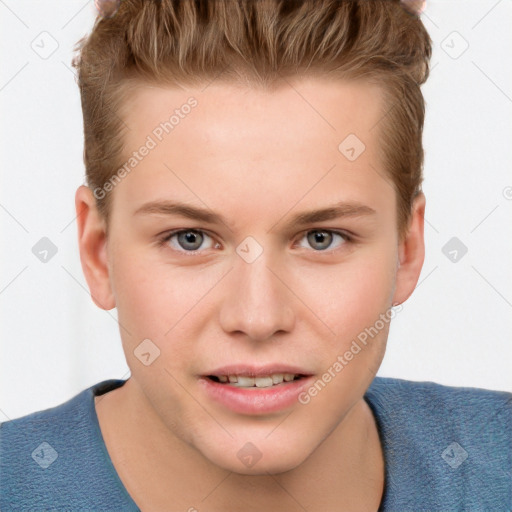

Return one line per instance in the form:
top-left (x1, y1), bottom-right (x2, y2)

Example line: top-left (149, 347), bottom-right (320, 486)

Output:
top-left (77, 76), bottom-right (425, 475)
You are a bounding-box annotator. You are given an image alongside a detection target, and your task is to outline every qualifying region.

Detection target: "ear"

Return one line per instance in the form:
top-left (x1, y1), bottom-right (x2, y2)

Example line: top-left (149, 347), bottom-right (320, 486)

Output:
top-left (75, 185), bottom-right (115, 310)
top-left (392, 192), bottom-right (426, 306)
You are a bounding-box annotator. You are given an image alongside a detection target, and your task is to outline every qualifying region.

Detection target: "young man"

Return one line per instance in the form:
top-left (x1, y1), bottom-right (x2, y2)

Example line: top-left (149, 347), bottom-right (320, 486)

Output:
top-left (1, 1), bottom-right (510, 510)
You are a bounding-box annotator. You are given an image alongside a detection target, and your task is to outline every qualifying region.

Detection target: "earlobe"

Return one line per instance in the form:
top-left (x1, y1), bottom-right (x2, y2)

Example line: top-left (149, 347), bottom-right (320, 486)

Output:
top-left (75, 185), bottom-right (116, 310)
top-left (392, 192), bottom-right (426, 306)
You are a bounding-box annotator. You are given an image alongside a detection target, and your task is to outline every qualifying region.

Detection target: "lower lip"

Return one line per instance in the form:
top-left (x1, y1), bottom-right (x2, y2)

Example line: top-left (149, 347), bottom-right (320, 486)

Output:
top-left (198, 376), bottom-right (314, 415)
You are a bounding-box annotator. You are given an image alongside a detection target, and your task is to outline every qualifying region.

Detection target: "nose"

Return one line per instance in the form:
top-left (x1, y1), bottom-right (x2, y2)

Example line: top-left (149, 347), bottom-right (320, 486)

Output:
top-left (218, 250), bottom-right (295, 343)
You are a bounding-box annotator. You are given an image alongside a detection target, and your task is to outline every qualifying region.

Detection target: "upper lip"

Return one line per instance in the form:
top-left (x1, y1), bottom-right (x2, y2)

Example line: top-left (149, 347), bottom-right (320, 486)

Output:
top-left (203, 364), bottom-right (313, 378)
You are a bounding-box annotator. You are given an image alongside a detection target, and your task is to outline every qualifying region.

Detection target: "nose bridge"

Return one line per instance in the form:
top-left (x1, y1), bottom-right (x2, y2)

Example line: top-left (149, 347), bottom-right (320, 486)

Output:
top-left (219, 246), bottom-right (295, 341)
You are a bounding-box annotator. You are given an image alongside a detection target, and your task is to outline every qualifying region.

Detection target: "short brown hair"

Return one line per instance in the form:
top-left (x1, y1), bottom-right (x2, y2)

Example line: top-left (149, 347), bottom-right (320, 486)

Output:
top-left (72, 0), bottom-right (432, 241)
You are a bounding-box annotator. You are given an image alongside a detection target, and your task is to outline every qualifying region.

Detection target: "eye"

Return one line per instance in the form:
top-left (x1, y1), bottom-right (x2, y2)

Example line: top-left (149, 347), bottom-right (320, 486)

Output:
top-left (295, 229), bottom-right (352, 252)
top-left (159, 229), bottom-right (220, 254)
top-left (158, 228), bottom-right (353, 255)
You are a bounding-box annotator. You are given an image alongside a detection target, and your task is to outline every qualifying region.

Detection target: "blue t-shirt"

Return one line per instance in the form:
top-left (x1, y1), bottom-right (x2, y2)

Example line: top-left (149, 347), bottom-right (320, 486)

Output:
top-left (1, 377), bottom-right (511, 511)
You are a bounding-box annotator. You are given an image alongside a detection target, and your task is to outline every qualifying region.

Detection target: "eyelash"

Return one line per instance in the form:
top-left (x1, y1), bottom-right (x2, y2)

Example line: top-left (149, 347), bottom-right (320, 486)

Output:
top-left (157, 228), bottom-right (354, 256)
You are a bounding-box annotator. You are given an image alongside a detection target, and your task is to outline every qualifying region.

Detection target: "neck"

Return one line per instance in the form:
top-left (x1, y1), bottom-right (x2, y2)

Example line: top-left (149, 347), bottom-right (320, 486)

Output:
top-left (95, 378), bottom-right (384, 512)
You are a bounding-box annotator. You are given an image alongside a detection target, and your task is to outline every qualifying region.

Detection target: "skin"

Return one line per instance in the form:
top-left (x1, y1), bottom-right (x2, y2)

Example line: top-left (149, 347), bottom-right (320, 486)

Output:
top-left (75, 76), bottom-right (425, 511)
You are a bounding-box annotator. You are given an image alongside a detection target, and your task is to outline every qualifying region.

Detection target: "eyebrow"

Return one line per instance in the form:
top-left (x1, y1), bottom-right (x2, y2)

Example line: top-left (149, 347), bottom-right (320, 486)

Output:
top-left (133, 200), bottom-right (376, 229)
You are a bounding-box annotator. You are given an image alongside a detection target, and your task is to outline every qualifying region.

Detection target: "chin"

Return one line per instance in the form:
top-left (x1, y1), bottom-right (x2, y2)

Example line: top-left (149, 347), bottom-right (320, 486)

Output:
top-left (219, 456), bottom-right (306, 476)
top-left (199, 438), bottom-right (312, 476)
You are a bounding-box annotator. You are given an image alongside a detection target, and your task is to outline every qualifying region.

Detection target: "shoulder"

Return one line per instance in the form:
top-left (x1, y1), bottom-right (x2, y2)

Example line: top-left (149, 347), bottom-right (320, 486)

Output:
top-left (0, 379), bottom-right (138, 511)
top-left (366, 375), bottom-right (512, 422)
top-left (365, 377), bottom-right (512, 511)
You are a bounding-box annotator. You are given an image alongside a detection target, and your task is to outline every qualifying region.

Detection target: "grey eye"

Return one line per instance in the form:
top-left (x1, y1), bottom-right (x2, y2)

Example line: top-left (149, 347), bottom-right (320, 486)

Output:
top-left (296, 230), bottom-right (349, 252)
top-left (306, 230), bottom-right (333, 251)
top-left (176, 230), bottom-right (205, 251)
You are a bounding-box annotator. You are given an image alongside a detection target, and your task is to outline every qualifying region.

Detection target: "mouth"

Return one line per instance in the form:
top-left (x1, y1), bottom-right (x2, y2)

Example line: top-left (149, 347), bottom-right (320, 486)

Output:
top-left (199, 366), bottom-right (314, 415)
top-left (205, 373), bottom-right (307, 388)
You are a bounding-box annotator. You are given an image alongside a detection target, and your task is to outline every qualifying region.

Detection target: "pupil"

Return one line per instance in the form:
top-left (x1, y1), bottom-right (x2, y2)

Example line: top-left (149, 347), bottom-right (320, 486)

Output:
top-left (180, 230), bottom-right (202, 250)
top-left (309, 230), bottom-right (331, 250)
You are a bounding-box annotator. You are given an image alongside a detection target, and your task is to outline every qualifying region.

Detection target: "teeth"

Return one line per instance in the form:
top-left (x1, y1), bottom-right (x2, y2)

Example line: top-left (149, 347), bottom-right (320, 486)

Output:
top-left (272, 374), bottom-right (284, 384)
top-left (255, 376), bottom-right (274, 388)
top-left (214, 373), bottom-right (300, 387)
top-left (234, 376), bottom-right (255, 387)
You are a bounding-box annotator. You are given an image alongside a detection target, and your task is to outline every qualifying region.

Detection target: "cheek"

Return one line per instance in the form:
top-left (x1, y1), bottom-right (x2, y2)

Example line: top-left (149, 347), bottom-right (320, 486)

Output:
top-left (305, 249), bottom-right (397, 345)
top-left (109, 245), bottom-right (171, 345)
top-left (298, 258), bottom-right (395, 413)
top-left (110, 250), bottom-right (223, 348)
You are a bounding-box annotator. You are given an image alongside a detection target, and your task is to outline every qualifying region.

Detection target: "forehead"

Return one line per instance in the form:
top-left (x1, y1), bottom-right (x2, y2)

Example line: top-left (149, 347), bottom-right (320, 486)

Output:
top-left (121, 76), bottom-right (383, 154)
top-left (112, 76), bottom-right (394, 227)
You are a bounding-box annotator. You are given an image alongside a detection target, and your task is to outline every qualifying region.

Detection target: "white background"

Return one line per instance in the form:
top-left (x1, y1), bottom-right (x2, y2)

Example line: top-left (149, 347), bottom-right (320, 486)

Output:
top-left (1, 0), bottom-right (511, 421)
